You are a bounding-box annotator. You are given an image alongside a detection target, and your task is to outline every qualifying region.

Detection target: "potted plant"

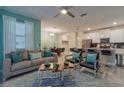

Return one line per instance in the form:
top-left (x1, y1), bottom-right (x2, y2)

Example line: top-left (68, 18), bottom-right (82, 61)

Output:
top-left (53, 63), bottom-right (59, 71)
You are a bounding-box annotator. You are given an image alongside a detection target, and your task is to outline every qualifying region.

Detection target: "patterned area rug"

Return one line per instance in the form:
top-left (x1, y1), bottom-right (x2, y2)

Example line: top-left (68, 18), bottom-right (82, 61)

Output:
top-left (32, 69), bottom-right (78, 87)
top-left (32, 75), bottom-right (76, 87)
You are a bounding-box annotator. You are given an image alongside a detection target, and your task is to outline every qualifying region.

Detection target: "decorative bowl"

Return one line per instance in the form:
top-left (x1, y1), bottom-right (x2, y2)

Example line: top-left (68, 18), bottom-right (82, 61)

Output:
top-left (44, 63), bottom-right (51, 68)
top-left (64, 62), bottom-right (69, 67)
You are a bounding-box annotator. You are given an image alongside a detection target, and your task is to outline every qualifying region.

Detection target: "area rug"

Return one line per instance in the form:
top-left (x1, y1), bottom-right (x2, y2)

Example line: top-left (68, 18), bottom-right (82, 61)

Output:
top-left (32, 69), bottom-right (99, 87)
top-left (32, 75), bottom-right (76, 87)
top-left (32, 69), bottom-right (79, 87)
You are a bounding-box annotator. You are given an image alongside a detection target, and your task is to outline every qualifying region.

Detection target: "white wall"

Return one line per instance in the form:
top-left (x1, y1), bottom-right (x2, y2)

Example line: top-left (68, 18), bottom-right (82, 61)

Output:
top-left (57, 32), bottom-right (85, 49)
top-left (41, 31), bottom-right (85, 50)
top-left (77, 32), bottom-right (85, 48)
top-left (68, 32), bottom-right (76, 48)
top-left (41, 20), bottom-right (59, 49)
top-left (57, 32), bottom-right (76, 49)
top-left (110, 29), bottom-right (124, 42)
top-left (41, 31), bottom-right (58, 49)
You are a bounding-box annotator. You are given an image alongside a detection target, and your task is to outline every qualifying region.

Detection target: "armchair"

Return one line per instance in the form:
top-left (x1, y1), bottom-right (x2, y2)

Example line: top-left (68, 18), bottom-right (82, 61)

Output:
top-left (65, 51), bottom-right (83, 65)
top-left (79, 52), bottom-right (100, 76)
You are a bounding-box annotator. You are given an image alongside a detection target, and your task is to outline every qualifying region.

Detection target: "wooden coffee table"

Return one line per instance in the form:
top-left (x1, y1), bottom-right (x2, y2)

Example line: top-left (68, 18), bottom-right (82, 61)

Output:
top-left (37, 62), bottom-right (75, 86)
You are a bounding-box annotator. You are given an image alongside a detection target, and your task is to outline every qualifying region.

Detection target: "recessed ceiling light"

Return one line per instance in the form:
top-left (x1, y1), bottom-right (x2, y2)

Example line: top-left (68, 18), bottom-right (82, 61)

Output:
top-left (88, 28), bottom-right (91, 31)
top-left (113, 22), bottom-right (117, 25)
top-left (61, 9), bottom-right (67, 15)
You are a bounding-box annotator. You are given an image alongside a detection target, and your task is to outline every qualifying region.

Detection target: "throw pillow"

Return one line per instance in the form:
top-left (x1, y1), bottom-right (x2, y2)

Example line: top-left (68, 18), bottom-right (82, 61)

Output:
top-left (22, 51), bottom-right (29, 60)
top-left (86, 53), bottom-right (97, 64)
top-left (30, 52), bottom-right (42, 60)
top-left (43, 50), bottom-right (52, 57)
top-left (72, 52), bottom-right (80, 60)
top-left (11, 52), bottom-right (23, 64)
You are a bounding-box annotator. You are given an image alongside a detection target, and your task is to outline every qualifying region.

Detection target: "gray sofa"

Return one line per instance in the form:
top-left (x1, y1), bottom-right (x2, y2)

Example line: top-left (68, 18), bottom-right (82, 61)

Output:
top-left (3, 50), bottom-right (58, 81)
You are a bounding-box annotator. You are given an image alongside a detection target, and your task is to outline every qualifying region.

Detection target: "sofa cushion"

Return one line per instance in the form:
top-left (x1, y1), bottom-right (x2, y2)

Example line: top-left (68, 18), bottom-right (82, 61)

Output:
top-left (80, 62), bottom-right (95, 70)
top-left (45, 57), bottom-right (55, 62)
top-left (30, 52), bottom-right (42, 60)
top-left (28, 50), bottom-right (41, 53)
top-left (11, 52), bottom-right (23, 64)
top-left (31, 58), bottom-right (46, 66)
top-left (11, 60), bottom-right (31, 71)
top-left (22, 51), bottom-right (29, 60)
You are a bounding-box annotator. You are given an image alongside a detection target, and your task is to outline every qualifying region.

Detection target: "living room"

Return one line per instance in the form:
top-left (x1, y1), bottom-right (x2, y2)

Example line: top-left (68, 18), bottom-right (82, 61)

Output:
top-left (0, 5), bottom-right (124, 88)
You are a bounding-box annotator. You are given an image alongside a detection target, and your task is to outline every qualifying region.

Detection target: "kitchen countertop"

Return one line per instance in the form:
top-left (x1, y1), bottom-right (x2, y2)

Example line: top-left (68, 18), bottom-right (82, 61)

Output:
top-left (84, 47), bottom-right (124, 54)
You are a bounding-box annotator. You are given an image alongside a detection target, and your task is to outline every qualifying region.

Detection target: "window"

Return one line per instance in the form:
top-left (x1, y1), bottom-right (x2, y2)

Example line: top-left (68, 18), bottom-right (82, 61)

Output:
top-left (16, 22), bottom-right (26, 49)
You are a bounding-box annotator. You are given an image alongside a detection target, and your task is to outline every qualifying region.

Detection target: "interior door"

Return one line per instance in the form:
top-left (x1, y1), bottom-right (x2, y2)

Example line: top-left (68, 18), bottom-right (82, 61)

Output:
top-left (61, 41), bottom-right (69, 54)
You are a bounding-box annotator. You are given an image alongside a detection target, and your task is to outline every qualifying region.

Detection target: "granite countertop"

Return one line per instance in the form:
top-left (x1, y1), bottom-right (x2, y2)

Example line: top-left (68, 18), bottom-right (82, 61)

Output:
top-left (86, 47), bottom-right (124, 50)
top-left (85, 48), bottom-right (124, 54)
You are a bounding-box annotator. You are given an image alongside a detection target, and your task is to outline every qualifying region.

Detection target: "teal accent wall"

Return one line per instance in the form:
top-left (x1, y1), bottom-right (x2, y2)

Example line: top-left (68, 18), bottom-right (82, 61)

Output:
top-left (0, 14), bottom-right (3, 82)
top-left (34, 21), bottom-right (41, 50)
top-left (0, 8), bottom-right (41, 81)
top-left (0, 8), bottom-right (41, 50)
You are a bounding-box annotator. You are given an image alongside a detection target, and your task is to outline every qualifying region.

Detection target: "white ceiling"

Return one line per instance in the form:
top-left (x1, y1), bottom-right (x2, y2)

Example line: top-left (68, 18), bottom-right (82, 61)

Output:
top-left (2, 6), bottom-right (124, 33)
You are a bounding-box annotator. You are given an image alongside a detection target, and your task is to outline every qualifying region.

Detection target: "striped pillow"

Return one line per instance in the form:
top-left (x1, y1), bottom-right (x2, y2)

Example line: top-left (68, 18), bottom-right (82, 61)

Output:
top-left (30, 52), bottom-right (41, 60)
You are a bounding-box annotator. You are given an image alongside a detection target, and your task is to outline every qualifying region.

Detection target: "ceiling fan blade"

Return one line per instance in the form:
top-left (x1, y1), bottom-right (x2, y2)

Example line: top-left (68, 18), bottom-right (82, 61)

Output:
top-left (67, 11), bottom-right (75, 18)
top-left (80, 13), bottom-right (87, 17)
top-left (54, 13), bottom-right (60, 18)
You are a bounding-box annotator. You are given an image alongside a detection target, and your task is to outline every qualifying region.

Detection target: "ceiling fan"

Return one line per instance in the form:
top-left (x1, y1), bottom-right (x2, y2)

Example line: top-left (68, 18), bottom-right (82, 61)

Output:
top-left (80, 13), bottom-right (87, 17)
top-left (54, 6), bottom-right (87, 18)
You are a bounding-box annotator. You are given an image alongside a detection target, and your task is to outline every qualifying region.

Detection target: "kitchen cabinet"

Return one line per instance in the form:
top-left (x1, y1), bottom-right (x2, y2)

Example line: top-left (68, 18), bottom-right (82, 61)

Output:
top-left (92, 32), bottom-right (100, 43)
top-left (84, 28), bottom-right (124, 43)
top-left (85, 32), bottom-right (100, 43)
top-left (110, 29), bottom-right (124, 43)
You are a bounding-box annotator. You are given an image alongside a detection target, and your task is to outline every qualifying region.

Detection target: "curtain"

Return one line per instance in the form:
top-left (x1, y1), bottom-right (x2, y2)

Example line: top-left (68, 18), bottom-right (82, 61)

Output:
top-left (25, 21), bottom-right (34, 50)
top-left (3, 15), bottom-right (16, 54)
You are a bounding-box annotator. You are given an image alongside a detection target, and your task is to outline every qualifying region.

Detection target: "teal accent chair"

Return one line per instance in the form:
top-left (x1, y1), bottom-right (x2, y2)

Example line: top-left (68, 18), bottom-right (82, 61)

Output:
top-left (65, 50), bottom-right (83, 66)
top-left (79, 52), bottom-right (100, 77)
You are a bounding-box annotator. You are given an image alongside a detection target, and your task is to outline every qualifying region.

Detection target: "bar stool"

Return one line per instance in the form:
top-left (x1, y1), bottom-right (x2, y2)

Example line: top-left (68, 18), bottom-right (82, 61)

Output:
top-left (101, 50), bottom-right (112, 66)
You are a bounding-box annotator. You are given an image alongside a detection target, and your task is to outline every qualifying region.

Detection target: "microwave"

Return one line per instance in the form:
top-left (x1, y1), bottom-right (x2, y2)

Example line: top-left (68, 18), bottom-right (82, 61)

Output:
top-left (100, 38), bottom-right (110, 43)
